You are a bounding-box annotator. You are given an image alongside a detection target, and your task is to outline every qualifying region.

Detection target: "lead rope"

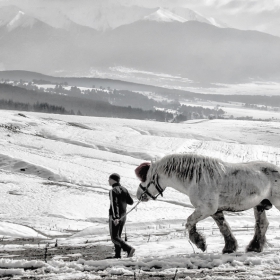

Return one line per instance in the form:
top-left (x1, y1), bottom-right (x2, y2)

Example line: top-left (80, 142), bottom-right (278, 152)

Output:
top-left (119, 199), bottom-right (142, 221)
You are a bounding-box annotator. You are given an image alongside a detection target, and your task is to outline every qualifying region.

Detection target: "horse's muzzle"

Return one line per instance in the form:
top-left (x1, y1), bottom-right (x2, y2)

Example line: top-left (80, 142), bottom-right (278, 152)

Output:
top-left (140, 193), bottom-right (149, 202)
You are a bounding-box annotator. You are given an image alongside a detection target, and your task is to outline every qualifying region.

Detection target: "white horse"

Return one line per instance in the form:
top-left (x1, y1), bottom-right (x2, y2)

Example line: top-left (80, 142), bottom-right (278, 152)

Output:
top-left (135, 153), bottom-right (280, 253)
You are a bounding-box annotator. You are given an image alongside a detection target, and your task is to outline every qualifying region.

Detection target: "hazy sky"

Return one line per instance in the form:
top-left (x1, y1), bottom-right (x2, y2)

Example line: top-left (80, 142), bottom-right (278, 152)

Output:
top-left (1, 0), bottom-right (280, 37)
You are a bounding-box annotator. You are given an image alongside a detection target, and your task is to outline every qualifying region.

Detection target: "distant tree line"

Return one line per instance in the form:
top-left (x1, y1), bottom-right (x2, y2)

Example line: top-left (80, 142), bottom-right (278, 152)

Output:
top-left (72, 100), bottom-right (186, 122)
top-left (243, 103), bottom-right (279, 111)
top-left (8, 79), bottom-right (223, 116)
top-left (0, 82), bottom-right (225, 121)
top-left (0, 98), bottom-right (187, 122)
top-left (3, 81), bottom-right (222, 119)
top-left (0, 99), bottom-right (73, 115)
top-left (32, 79), bottom-right (68, 86)
top-left (179, 104), bottom-right (225, 119)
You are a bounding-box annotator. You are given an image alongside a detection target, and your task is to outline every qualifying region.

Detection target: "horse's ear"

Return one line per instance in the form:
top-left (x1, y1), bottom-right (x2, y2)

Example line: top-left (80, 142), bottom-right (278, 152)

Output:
top-left (135, 162), bottom-right (150, 182)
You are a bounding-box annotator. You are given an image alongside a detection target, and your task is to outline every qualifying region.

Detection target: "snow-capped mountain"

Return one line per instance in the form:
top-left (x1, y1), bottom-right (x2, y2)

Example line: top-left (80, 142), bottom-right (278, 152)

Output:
top-left (0, 3), bottom-right (227, 31)
top-left (143, 7), bottom-right (228, 28)
top-left (26, 8), bottom-right (98, 32)
top-left (0, 5), bottom-right (97, 33)
top-left (6, 11), bottom-right (38, 31)
top-left (0, 6), bottom-right (46, 32)
top-left (0, 5), bottom-right (96, 75)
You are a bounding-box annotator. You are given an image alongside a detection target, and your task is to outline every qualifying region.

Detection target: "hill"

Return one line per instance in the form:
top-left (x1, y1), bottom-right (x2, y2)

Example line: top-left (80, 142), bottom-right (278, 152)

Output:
top-left (1, 71), bottom-right (280, 108)
top-left (0, 83), bottom-right (178, 121)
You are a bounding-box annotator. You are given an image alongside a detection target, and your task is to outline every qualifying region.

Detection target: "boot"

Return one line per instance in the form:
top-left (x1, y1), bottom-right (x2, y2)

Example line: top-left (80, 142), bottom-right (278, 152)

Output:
top-left (114, 245), bottom-right (121, 259)
top-left (127, 246), bottom-right (135, 257)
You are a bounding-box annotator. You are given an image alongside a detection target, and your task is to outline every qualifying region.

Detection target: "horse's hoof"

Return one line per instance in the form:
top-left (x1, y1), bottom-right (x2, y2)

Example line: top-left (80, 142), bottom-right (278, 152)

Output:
top-left (246, 240), bottom-right (264, 253)
top-left (246, 246), bottom-right (263, 253)
top-left (222, 249), bottom-right (235, 254)
top-left (198, 242), bottom-right (207, 252)
top-left (222, 242), bottom-right (237, 254)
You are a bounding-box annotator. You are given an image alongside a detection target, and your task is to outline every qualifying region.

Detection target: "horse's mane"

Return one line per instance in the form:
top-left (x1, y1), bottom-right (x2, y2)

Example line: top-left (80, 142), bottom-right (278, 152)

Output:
top-left (157, 154), bottom-right (225, 183)
top-left (135, 154), bottom-right (225, 184)
top-left (135, 162), bottom-right (150, 182)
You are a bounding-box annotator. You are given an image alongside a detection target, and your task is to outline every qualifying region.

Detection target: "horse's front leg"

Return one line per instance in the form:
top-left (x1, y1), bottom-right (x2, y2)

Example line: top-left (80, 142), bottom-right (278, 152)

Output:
top-left (186, 208), bottom-right (215, 252)
top-left (211, 211), bottom-right (238, 254)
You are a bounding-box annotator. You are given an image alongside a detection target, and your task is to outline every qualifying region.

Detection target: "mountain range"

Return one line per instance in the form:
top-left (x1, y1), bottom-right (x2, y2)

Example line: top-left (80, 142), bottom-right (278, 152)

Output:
top-left (0, 5), bottom-right (280, 85)
top-left (8, 3), bottom-right (227, 31)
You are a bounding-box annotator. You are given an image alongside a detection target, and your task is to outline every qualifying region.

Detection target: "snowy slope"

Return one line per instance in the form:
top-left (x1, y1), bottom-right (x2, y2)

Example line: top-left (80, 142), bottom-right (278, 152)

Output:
top-left (1, 110), bottom-right (280, 278)
top-left (1, 110), bottom-right (280, 234)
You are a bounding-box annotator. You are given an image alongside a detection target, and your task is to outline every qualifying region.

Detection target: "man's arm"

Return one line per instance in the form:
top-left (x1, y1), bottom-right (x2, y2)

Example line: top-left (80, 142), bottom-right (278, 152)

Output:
top-left (126, 191), bottom-right (134, 205)
top-left (112, 189), bottom-right (120, 219)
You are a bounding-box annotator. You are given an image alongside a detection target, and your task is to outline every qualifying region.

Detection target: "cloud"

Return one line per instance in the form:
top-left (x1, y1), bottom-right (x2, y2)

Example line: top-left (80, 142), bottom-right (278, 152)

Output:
top-left (219, 0), bottom-right (280, 13)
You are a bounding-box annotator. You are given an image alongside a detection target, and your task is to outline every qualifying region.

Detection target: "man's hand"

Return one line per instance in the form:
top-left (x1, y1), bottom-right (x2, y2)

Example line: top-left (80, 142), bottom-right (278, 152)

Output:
top-left (113, 219), bottom-right (119, 225)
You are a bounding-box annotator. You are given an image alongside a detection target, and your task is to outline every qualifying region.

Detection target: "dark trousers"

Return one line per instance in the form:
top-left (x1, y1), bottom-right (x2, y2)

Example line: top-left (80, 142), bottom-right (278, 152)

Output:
top-left (109, 215), bottom-right (131, 257)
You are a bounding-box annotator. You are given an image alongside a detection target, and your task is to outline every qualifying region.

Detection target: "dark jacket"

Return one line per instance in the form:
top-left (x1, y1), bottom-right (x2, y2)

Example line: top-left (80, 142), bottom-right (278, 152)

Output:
top-left (109, 183), bottom-right (134, 219)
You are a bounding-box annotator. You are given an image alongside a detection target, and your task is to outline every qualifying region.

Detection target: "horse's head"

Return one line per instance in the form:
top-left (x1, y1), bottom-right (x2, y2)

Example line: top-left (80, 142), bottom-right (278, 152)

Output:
top-left (135, 162), bottom-right (164, 201)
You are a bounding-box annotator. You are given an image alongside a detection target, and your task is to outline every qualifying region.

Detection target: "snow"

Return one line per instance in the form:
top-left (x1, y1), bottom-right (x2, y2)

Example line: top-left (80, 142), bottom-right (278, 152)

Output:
top-left (1, 109), bottom-right (280, 278)
top-left (0, 222), bottom-right (45, 238)
top-left (7, 11), bottom-right (37, 31)
top-left (0, 268), bottom-right (24, 276)
top-left (8, 11), bottom-right (24, 26)
top-left (144, 8), bottom-right (186, 23)
top-left (0, 259), bottom-right (44, 269)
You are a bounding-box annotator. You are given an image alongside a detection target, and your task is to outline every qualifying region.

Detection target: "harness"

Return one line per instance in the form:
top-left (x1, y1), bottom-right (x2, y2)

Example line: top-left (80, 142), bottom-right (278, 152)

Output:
top-left (139, 174), bottom-right (165, 200)
top-left (118, 174), bottom-right (164, 221)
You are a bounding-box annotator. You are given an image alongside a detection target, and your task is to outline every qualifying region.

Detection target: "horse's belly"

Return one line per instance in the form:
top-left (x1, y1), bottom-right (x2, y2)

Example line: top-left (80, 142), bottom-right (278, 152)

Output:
top-left (218, 192), bottom-right (269, 212)
top-left (218, 205), bottom-right (253, 212)
top-left (218, 200), bottom-right (260, 212)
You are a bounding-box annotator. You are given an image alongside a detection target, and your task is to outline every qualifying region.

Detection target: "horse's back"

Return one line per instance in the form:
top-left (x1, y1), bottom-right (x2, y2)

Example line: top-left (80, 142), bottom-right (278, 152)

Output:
top-left (229, 160), bottom-right (280, 176)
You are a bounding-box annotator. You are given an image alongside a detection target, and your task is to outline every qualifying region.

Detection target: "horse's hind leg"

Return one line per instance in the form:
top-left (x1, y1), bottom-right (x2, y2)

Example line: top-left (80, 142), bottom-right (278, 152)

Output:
top-left (186, 208), bottom-right (214, 252)
top-left (246, 205), bottom-right (269, 252)
top-left (211, 211), bottom-right (238, 254)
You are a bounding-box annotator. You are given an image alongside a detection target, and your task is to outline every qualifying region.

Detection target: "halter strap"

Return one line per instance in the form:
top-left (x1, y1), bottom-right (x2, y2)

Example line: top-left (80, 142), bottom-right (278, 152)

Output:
top-left (139, 174), bottom-right (165, 200)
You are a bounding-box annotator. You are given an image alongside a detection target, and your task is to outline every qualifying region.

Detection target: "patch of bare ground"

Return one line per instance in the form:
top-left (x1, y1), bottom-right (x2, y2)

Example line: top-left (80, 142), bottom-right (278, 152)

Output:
top-left (0, 239), bottom-right (112, 262)
top-left (0, 240), bottom-right (279, 279)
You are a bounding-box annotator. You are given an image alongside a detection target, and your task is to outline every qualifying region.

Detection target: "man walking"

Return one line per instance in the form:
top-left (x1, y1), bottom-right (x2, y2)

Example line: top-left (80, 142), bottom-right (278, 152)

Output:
top-left (108, 173), bottom-right (135, 258)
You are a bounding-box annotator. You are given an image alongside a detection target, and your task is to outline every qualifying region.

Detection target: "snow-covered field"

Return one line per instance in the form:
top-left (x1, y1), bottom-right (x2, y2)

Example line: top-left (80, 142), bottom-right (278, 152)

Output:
top-left (1, 110), bottom-right (280, 279)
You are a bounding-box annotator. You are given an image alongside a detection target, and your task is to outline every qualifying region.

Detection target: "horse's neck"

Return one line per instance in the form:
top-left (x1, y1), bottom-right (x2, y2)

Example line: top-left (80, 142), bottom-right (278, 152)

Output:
top-left (158, 173), bottom-right (190, 196)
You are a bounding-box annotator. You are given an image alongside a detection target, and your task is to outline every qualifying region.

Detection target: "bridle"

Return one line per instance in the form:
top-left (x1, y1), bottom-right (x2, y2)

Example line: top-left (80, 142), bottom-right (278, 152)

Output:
top-left (139, 174), bottom-right (165, 200)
